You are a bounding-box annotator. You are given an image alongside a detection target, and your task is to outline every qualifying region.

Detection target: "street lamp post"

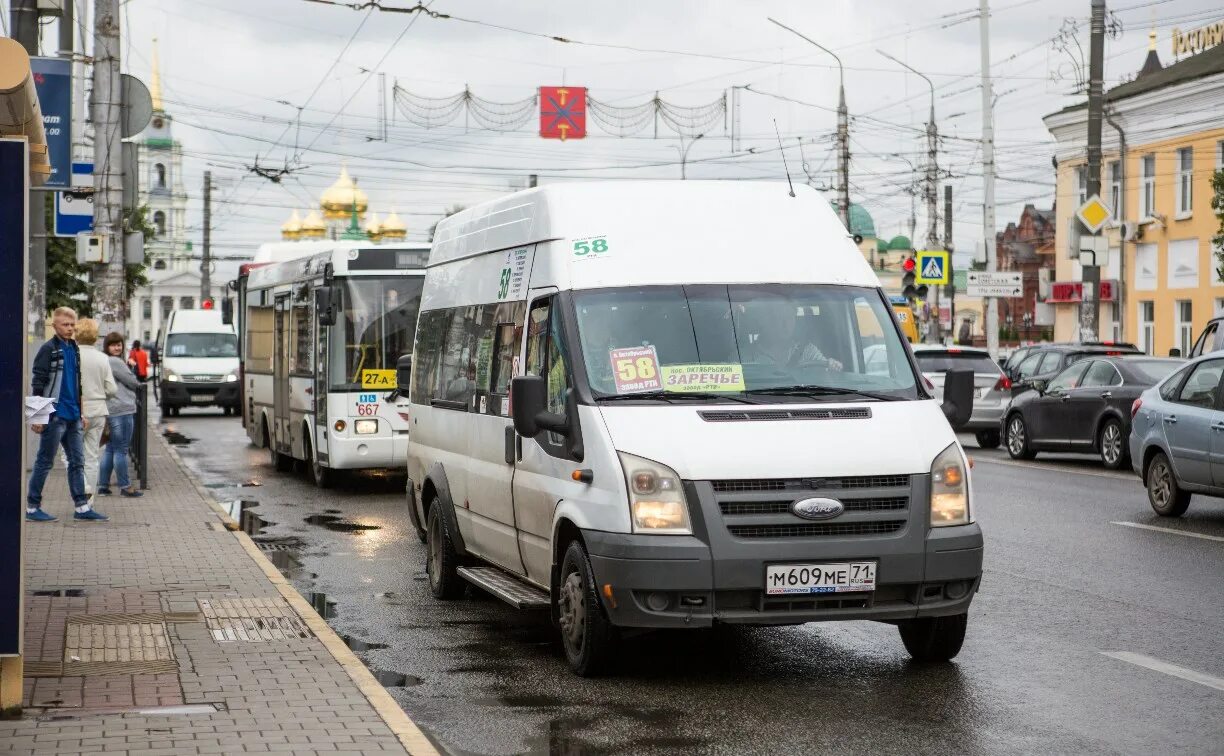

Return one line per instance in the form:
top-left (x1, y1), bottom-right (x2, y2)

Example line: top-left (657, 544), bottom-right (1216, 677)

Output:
top-left (768, 18), bottom-right (850, 231)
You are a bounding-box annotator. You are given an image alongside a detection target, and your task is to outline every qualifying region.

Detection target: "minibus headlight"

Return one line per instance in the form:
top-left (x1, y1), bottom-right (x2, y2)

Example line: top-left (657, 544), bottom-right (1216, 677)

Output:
top-left (163, 367), bottom-right (179, 382)
top-left (354, 419), bottom-right (378, 435)
top-left (225, 371), bottom-right (239, 383)
top-left (930, 443), bottom-right (970, 527)
top-left (618, 452), bottom-right (691, 535)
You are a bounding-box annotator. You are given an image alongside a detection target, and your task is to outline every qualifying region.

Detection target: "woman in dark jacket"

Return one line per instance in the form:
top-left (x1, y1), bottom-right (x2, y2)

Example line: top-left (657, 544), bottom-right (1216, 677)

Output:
top-left (98, 333), bottom-right (143, 497)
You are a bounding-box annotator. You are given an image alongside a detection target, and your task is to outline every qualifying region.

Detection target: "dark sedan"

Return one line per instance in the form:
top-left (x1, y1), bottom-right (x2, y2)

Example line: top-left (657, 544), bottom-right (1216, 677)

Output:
top-left (1002, 356), bottom-right (1184, 468)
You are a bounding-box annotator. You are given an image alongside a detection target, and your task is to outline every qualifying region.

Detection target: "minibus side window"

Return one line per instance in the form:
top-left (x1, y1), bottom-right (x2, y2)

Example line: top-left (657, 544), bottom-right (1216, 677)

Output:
top-left (526, 298), bottom-right (572, 446)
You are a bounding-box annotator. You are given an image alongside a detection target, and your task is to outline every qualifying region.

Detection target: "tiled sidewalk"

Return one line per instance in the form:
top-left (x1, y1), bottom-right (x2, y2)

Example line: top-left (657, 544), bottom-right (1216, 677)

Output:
top-left (0, 428), bottom-right (437, 755)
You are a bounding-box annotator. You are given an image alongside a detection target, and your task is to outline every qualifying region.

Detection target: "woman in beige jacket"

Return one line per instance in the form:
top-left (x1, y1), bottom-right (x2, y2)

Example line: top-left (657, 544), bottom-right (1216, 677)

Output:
top-left (74, 318), bottom-right (116, 499)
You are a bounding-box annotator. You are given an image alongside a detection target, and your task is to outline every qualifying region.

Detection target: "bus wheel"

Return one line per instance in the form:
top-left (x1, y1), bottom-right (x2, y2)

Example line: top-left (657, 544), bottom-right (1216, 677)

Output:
top-left (306, 435), bottom-right (332, 488)
top-left (558, 540), bottom-right (619, 676)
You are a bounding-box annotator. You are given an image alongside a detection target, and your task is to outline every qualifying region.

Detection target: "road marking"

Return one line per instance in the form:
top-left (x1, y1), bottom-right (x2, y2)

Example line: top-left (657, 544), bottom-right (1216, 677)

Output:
top-left (971, 455), bottom-right (1132, 481)
top-left (1111, 521), bottom-right (1224, 542)
top-left (1101, 652), bottom-right (1224, 692)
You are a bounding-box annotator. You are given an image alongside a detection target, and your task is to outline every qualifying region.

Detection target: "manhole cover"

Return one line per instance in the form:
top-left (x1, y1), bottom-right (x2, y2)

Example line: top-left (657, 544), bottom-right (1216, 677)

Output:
top-left (66, 620), bottom-right (174, 664)
top-left (198, 597), bottom-right (313, 642)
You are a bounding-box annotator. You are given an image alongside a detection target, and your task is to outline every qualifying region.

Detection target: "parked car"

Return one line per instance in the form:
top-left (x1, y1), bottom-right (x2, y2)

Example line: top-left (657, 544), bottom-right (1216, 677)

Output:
top-left (1008, 342), bottom-right (1142, 393)
top-left (1189, 317), bottom-right (1224, 358)
top-left (1130, 354), bottom-right (1224, 516)
top-left (1003, 355), bottom-right (1184, 468)
top-left (913, 345), bottom-right (1010, 448)
top-left (1001, 345), bottom-right (1036, 381)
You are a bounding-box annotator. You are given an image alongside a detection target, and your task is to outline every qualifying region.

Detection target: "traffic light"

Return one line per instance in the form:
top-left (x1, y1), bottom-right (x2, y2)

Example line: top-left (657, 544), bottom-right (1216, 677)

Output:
top-left (202, 298), bottom-right (214, 310)
top-left (902, 257), bottom-right (928, 302)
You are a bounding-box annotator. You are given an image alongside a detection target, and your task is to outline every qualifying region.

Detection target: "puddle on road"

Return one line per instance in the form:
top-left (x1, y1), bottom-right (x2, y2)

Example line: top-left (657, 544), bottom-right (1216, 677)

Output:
top-left (303, 514), bottom-right (381, 533)
top-left (307, 592), bottom-right (337, 619)
top-left (481, 694), bottom-right (567, 708)
top-left (163, 430), bottom-right (193, 446)
top-left (370, 670), bottom-right (421, 687)
top-left (238, 479), bottom-right (262, 487)
top-left (341, 635), bottom-right (388, 653)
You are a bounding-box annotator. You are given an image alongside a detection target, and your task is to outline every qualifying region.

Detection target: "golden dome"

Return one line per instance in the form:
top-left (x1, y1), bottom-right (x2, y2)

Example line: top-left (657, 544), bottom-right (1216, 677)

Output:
top-left (379, 209), bottom-right (407, 240)
top-left (319, 164), bottom-right (368, 221)
top-left (364, 211), bottom-right (382, 240)
top-left (281, 209), bottom-right (303, 240)
top-left (300, 209), bottom-right (327, 239)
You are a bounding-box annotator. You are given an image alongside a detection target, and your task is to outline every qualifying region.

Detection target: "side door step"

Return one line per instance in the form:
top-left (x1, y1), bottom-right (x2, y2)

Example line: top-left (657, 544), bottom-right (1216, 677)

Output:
top-left (457, 566), bottom-right (550, 609)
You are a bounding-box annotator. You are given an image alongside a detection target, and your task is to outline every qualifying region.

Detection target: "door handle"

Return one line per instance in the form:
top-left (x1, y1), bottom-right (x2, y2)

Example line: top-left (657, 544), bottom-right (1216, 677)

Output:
top-left (1099, 391), bottom-right (1112, 399)
top-left (1164, 415), bottom-right (1178, 424)
top-left (1212, 422), bottom-right (1224, 432)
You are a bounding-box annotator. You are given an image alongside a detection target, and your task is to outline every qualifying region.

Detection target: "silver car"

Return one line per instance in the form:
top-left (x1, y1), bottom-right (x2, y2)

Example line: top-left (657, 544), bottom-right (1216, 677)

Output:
top-left (1129, 354), bottom-right (1224, 516)
top-left (912, 345), bottom-right (1010, 448)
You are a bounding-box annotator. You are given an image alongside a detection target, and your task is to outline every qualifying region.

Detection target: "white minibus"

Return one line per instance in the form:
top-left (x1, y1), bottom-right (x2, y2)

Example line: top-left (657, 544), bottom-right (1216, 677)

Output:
top-left (404, 182), bottom-right (978, 675)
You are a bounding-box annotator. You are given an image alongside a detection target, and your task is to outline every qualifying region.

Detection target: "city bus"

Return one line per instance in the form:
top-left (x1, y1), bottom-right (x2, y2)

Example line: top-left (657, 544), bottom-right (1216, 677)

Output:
top-left (227, 242), bottom-right (428, 486)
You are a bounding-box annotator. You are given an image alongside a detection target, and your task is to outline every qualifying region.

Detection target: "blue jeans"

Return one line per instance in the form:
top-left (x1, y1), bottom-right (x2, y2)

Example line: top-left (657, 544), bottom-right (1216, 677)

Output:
top-left (98, 414), bottom-right (135, 491)
top-left (28, 415), bottom-right (88, 509)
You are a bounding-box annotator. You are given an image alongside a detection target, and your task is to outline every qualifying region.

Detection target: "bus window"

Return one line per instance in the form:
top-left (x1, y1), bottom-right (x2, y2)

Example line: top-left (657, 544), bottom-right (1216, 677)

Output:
top-left (328, 278), bottom-right (423, 390)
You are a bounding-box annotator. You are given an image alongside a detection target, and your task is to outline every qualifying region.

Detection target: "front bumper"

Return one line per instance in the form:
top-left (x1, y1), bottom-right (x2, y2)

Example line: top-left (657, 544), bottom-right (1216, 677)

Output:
top-left (322, 430), bottom-right (409, 470)
top-left (161, 381), bottom-right (239, 408)
top-left (583, 475), bottom-right (982, 629)
top-left (962, 404), bottom-right (1006, 431)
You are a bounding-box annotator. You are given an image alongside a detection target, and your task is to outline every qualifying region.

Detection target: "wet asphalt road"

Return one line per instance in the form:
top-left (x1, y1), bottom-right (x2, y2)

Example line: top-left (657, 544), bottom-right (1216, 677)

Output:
top-left (161, 408), bottom-right (1224, 755)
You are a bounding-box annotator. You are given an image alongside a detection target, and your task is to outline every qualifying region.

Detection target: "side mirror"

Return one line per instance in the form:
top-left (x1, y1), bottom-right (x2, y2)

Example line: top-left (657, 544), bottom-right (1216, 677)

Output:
top-left (1031, 378), bottom-right (1049, 395)
top-left (941, 368), bottom-right (974, 430)
top-left (511, 375), bottom-right (568, 438)
top-left (221, 296), bottom-right (234, 325)
top-left (315, 286), bottom-right (337, 327)
top-left (396, 353), bottom-right (412, 393)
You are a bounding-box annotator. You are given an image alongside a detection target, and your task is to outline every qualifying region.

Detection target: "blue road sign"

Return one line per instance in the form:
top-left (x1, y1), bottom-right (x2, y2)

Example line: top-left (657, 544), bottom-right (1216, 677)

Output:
top-left (54, 191), bottom-right (94, 237)
top-left (915, 249), bottom-right (950, 285)
top-left (0, 139), bottom-right (28, 656)
top-left (31, 57), bottom-right (73, 189)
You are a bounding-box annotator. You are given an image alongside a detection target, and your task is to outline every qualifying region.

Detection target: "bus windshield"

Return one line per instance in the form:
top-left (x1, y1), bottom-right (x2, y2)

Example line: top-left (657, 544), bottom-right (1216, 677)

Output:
top-left (329, 277), bottom-right (423, 390)
top-left (166, 332), bottom-right (238, 358)
top-left (572, 284), bottom-right (919, 401)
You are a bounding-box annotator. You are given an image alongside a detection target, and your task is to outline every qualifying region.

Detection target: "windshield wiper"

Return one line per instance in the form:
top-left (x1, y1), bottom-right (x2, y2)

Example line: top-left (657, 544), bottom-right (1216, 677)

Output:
top-left (596, 390), bottom-right (754, 404)
top-left (743, 384), bottom-right (905, 402)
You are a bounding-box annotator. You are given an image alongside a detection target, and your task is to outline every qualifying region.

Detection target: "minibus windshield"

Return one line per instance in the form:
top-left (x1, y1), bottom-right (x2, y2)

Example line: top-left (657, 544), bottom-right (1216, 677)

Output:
top-left (165, 333), bottom-right (238, 358)
top-left (329, 277), bottom-right (423, 390)
top-left (573, 284), bottom-right (919, 401)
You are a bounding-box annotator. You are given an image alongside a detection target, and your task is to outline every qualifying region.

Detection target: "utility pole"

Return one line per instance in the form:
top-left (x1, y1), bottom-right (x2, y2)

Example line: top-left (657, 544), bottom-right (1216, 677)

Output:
top-left (979, 0), bottom-right (999, 359)
top-left (11, 0), bottom-right (44, 347)
top-left (1081, 0), bottom-right (1106, 342)
top-left (945, 185), bottom-right (956, 342)
top-left (768, 18), bottom-right (850, 229)
top-left (378, 72), bottom-right (387, 142)
top-left (201, 171), bottom-right (212, 304)
top-left (91, 0), bottom-right (125, 332)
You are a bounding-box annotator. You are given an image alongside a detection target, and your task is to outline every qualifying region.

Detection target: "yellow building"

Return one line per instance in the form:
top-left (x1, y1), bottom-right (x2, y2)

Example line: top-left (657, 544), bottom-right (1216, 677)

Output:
top-left (1044, 31), bottom-right (1224, 355)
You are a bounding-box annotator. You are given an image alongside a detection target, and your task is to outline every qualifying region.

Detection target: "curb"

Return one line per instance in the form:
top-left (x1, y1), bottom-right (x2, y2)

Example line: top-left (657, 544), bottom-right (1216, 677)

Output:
top-left (155, 425), bottom-right (440, 756)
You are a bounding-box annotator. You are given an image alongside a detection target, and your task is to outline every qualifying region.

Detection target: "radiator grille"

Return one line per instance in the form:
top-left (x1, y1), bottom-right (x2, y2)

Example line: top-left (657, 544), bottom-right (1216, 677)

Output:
top-left (712, 475), bottom-right (910, 493)
top-left (719, 497), bottom-right (908, 516)
top-left (727, 520), bottom-right (905, 539)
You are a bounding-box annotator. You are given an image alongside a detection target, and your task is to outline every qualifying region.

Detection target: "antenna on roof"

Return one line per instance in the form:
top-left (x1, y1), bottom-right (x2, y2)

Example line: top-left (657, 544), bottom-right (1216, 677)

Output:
top-left (773, 120), bottom-right (796, 198)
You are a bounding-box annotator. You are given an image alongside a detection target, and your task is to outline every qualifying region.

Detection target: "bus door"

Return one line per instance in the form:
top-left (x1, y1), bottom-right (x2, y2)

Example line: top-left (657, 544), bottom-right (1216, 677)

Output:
top-left (314, 285), bottom-right (329, 461)
top-left (273, 293), bottom-right (291, 453)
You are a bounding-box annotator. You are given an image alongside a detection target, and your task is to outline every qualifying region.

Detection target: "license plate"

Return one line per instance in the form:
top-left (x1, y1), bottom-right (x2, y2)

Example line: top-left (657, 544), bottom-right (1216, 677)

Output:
top-left (190, 394), bottom-right (212, 403)
top-left (765, 562), bottom-right (876, 595)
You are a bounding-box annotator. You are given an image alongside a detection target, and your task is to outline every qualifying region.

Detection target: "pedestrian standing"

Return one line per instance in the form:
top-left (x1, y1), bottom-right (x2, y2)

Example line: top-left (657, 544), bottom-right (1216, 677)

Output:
top-left (129, 339), bottom-right (150, 381)
top-left (75, 318), bottom-right (117, 501)
top-left (27, 307), bottom-right (109, 522)
top-left (98, 333), bottom-right (144, 498)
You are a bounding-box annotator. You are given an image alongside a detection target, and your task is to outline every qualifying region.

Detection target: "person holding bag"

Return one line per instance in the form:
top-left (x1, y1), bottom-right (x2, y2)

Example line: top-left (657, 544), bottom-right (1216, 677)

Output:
top-left (97, 332), bottom-right (143, 498)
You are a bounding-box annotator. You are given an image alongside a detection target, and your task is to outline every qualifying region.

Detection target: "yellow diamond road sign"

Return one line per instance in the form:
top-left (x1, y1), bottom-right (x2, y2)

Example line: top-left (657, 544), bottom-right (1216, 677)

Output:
top-left (1076, 194), bottom-right (1112, 234)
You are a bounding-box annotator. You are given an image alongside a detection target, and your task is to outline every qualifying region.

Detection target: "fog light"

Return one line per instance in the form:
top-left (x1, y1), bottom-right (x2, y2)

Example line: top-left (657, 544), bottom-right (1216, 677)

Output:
top-left (334, 420), bottom-right (346, 432)
top-left (354, 419), bottom-right (378, 435)
top-left (946, 580), bottom-right (969, 600)
top-left (645, 592), bottom-right (670, 612)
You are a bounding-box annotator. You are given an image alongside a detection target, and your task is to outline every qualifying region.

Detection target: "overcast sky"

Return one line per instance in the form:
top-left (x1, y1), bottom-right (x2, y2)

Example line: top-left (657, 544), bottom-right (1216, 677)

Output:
top-left (37, 0), bottom-right (1224, 259)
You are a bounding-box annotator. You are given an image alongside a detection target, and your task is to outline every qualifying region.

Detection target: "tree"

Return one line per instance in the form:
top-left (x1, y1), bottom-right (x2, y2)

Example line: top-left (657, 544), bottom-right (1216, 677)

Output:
top-left (1213, 169), bottom-right (1224, 283)
top-left (428, 204), bottom-right (466, 242)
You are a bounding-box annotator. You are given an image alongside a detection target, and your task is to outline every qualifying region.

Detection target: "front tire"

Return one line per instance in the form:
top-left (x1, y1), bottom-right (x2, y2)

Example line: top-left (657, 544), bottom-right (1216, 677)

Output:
top-left (1005, 414), bottom-right (1036, 460)
top-left (974, 430), bottom-right (1001, 449)
top-left (304, 432), bottom-right (333, 488)
top-left (1146, 452), bottom-right (1190, 517)
top-left (1098, 418), bottom-right (1128, 470)
top-left (898, 612), bottom-right (968, 662)
top-left (557, 540), bottom-right (619, 676)
top-left (426, 504), bottom-right (465, 599)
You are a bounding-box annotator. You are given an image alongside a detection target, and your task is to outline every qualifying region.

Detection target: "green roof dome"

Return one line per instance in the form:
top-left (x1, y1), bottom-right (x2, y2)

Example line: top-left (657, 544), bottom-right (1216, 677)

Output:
top-left (885, 235), bottom-right (912, 251)
top-left (830, 201), bottom-right (876, 238)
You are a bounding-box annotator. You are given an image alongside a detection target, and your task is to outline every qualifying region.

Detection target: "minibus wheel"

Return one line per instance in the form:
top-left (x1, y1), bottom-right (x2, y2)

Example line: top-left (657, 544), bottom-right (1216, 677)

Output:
top-left (558, 541), bottom-right (618, 676)
top-left (898, 612), bottom-right (967, 662)
top-left (426, 504), bottom-right (464, 600)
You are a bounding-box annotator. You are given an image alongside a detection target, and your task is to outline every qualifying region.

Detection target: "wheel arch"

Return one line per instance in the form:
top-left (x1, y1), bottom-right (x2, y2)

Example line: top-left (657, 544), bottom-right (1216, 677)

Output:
top-left (1141, 443), bottom-right (1170, 482)
top-left (423, 463), bottom-right (466, 556)
top-left (1093, 410), bottom-right (1127, 451)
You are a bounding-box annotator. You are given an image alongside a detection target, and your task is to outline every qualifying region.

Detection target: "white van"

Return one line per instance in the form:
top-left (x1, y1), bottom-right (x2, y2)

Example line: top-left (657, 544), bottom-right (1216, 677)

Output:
top-left (155, 309), bottom-right (240, 417)
top-left (404, 182), bottom-right (980, 675)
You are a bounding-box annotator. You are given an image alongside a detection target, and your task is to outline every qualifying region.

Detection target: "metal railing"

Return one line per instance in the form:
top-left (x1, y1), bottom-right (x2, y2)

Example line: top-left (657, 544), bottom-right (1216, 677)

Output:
top-left (131, 383), bottom-right (149, 490)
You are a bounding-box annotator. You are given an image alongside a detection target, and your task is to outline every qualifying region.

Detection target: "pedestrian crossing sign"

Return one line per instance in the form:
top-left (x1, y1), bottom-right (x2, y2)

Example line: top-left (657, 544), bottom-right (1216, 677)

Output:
top-left (915, 250), bottom-right (949, 285)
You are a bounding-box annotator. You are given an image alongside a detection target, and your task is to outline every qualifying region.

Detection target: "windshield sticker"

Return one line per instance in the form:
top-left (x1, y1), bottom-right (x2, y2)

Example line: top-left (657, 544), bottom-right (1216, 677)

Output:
top-left (474, 337), bottom-right (493, 391)
top-left (497, 247), bottom-right (531, 301)
top-left (610, 346), bottom-right (662, 393)
top-left (170, 344), bottom-right (186, 356)
top-left (661, 364), bottom-right (746, 393)
top-left (572, 235), bottom-right (609, 261)
top-left (360, 369), bottom-right (395, 389)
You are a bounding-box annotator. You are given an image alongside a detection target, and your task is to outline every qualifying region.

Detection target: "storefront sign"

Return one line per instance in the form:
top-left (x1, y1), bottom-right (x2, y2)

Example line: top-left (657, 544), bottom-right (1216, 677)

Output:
top-left (1047, 280), bottom-right (1118, 303)
top-left (1172, 21), bottom-right (1224, 58)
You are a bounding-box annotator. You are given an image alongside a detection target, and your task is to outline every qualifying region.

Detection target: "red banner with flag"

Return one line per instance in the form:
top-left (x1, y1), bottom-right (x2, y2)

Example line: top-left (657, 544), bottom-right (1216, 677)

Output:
top-left (539, 86), bottom-right (587, 140)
